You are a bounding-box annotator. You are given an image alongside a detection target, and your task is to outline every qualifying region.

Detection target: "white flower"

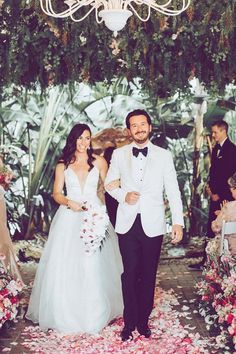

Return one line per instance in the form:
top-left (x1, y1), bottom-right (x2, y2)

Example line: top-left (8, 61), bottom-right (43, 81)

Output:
top-left (6, 280), bottom-right (21, 296)
top-left (3, 298), bottom-right (11, 307)
top-left (80, 204), bottom-right (109, 255)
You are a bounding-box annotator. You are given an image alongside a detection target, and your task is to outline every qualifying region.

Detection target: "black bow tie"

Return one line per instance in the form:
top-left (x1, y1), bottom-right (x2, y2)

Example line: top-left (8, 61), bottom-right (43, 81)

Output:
top-left (132, 146), bottom-right (148, 157)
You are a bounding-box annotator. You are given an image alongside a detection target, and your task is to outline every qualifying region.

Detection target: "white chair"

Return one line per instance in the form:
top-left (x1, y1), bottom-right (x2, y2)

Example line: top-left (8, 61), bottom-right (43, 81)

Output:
top-left (220, 220), bottom-right (236, 256)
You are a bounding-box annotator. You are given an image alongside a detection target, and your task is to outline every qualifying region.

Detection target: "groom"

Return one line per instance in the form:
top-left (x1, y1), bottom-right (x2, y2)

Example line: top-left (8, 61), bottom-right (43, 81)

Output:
top-left (105, 109), bottom-right (184, 341)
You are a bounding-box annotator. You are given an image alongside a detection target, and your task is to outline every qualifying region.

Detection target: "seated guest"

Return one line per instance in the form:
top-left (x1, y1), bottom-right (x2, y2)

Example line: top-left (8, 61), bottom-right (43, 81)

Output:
top-left (0, 159), bottom-right (23, 282)
top-left (211, 172), bottom-right (236, 255)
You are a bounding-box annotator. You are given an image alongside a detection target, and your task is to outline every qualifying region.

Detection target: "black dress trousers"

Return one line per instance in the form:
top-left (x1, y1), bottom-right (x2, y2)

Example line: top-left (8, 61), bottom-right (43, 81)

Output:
top-left (118, 214), bottom-right (163, 329)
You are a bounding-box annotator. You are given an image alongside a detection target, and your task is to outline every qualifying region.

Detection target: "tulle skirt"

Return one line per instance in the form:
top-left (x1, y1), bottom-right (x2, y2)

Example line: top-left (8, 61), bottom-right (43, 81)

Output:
top-left (26, 206), bottom-right (123, 334)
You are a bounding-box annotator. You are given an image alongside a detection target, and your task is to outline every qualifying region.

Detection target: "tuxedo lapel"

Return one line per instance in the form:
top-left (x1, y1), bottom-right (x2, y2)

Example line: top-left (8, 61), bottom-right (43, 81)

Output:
top-left (125, 144), bottom-right (139, 189)
top-left (142, 143), bottom-right (155, 185)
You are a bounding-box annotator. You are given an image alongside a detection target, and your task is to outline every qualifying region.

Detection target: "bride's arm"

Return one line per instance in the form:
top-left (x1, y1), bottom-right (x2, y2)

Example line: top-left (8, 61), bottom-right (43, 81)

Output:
top-left (93, 155), bottom-right (108, 183)
top-left (94, 156), bottom-right (108, 204)
top-left (53, 163), bottom-right (83, 212)
top-left (94, 155), bottom-right (120, 190)
top-left (105, 180), bottom-right (120, 190)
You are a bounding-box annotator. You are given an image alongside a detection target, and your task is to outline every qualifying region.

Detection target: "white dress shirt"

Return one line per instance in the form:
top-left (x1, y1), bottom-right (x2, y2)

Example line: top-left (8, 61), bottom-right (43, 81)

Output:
top-left (132, 143), bottom-right (149, 188)
top-left (131, 142), bottom-right (150, 212)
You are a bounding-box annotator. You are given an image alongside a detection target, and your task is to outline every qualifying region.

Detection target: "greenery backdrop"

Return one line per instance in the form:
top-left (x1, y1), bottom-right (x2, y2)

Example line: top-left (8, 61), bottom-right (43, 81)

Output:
top-left (0, 1), bottom-right (235, 97)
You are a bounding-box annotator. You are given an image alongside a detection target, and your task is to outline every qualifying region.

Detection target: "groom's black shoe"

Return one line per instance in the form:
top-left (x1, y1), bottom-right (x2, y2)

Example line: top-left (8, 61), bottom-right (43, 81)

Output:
top-left (120, 326), bottom-right (134, 341)
top-left (137, 326), bottom-right (152, 338)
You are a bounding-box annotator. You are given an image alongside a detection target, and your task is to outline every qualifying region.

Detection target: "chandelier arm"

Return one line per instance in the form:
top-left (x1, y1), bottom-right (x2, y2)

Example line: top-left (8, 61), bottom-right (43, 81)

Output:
top-left (147, 6), bottom-right (188, 16)
top-left (121, 0), bottom-right (127, 10)
top-left (130, 0), bottom-right (190, 16)
top-left (95, 7), bottom-right (105, 23)
top-left (128, 3), bottom-right (151, 21)
top-left (95, 0), bottom-right (109, 11)
top-left (40, 0), bottom-right (73, 17)
top-left (109, 0), bottom-right (122, 10)
top-left (132, 0), bottom-right (171, 5)
top-left (40, 0), bottom-right (96, 18)
top-left (153, 0), bottom-right (172, 7)
top-left (148, 0), bottom-right (190, 10)
top-left (69, 5), bottom-right (97, 22)
top-left (143, 0), bottom-right (191, 15)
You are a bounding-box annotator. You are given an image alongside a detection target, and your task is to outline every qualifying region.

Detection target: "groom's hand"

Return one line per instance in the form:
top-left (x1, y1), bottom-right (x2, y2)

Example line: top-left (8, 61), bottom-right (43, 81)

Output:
top-left (171, 224), bottom-right (183, 244)
top-left (125, 191), bottom-right (140, 205)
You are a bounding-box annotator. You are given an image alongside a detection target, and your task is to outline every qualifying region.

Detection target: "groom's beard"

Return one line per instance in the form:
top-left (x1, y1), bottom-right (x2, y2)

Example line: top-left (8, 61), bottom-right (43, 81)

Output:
top-left (133, 131), bottom-right (149, 144)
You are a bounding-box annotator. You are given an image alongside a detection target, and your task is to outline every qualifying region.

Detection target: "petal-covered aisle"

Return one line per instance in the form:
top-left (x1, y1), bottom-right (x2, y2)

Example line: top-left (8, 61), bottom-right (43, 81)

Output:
top-left (1, 261), bottom-right (220, 353)
top-left (21, 287), bottom-right (212, 354)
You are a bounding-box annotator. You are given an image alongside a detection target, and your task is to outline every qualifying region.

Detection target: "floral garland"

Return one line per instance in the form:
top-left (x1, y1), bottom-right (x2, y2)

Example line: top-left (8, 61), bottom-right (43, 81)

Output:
top-left (79, 204), bottom-right (109, 255)
top-left (0, 254), bottom-right (24, 329)
top-left (196, 238), bottom-right (236, 352)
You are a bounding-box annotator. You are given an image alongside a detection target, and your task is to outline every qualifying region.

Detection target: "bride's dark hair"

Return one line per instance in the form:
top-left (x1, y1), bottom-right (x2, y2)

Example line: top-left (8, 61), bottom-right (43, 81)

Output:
top-left (60, 123), bottom-right (95, 170)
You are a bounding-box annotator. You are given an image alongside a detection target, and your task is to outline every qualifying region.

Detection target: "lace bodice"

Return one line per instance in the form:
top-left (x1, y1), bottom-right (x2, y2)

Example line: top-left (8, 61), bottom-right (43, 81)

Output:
top-left (64, 166), bottom-right (101, 205)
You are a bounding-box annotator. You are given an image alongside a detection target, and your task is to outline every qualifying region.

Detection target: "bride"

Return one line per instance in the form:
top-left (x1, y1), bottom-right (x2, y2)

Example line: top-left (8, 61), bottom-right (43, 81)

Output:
top-left (26, 123), bottom-right (123, 334)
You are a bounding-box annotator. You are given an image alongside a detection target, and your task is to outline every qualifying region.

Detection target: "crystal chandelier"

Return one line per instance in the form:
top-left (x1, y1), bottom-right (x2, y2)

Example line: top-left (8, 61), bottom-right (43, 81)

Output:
top-left (40, 0), bottom-right (191, 34)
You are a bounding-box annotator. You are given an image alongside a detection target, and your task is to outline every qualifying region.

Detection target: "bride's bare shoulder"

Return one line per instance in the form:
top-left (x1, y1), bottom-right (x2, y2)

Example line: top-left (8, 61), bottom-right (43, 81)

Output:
top-left (55, 162), bottom-right (66, 173)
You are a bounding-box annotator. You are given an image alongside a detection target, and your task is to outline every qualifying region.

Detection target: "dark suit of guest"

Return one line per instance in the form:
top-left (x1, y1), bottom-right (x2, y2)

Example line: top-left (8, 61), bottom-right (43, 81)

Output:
top-left (207, 138), bottom-right (236, 237)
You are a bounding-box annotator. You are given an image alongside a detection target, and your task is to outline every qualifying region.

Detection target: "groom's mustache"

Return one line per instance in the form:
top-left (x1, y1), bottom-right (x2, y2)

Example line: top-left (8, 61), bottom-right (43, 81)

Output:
top-left (135, 131), bottom-right (146, 135)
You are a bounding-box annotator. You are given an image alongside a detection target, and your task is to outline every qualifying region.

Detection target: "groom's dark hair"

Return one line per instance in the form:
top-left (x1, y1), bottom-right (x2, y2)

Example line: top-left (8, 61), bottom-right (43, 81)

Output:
top-left (125, 109), bottom-right (152, 129)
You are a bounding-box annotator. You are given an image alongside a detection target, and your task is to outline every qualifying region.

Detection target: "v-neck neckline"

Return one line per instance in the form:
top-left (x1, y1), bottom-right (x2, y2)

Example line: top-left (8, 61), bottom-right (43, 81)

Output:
top-left (68, 166), bottom-right (96, 193)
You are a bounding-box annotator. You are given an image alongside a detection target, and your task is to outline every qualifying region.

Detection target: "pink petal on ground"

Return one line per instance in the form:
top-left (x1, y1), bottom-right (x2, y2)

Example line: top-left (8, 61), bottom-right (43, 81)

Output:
top-left (20, 287), bottom-right (214, 353)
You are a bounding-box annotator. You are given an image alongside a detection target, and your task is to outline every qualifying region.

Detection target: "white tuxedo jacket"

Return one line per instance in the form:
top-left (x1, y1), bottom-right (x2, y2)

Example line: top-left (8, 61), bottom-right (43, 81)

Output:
top-left (105, 141), bottom-right (184, 237)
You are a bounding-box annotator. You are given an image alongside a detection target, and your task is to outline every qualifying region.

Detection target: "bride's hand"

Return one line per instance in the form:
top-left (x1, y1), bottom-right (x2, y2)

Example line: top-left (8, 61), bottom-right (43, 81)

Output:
top-left (67, 200), bottom-right (85, 212)
top-left (220, 200), bottom-right (228, 209)
top-left (105, 179), bottom-right (120, 191)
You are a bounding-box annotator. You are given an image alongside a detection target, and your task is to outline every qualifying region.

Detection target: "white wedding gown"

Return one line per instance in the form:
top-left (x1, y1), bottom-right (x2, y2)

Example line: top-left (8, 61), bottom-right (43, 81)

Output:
top-left (26, 166), bottom-right (123, 334)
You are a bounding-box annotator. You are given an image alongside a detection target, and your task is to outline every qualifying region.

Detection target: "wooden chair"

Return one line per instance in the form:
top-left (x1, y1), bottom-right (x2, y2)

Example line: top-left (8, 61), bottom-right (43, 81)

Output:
top-left (220, 220), bottom-right (236, 256)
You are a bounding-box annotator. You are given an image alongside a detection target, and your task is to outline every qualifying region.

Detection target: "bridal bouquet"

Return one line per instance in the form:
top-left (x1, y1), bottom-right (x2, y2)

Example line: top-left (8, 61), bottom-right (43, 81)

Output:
top-left (79, 204), bottom-right (109, 255)
top-left (0, 255), bottom-right (24, 329)
top-left (0, 164), bottom-right (14, 190)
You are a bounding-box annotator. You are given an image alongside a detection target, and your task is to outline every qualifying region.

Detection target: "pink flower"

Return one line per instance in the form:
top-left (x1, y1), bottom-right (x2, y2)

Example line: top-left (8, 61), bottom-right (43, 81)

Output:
top-left (229, 326), bottom-right (235, 335)
top-left (5, 312), bottom-right (11, 320)
top-left (202, 295), bottom-right (209, 301)
top-left (182, 337), bottom-right (192, 344)
top-left (0, 164), bottom-right (14, 190)
top-left (10, 296), bottom-right (18, 305)
top-left (1, 289), bottom-right (9, 297)
top-left (209, 286), bottom-right (215, 294)
top-left (0, 262), bottom-right (22, 329)
top-left (226, 313), bottom-right (234, 324)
